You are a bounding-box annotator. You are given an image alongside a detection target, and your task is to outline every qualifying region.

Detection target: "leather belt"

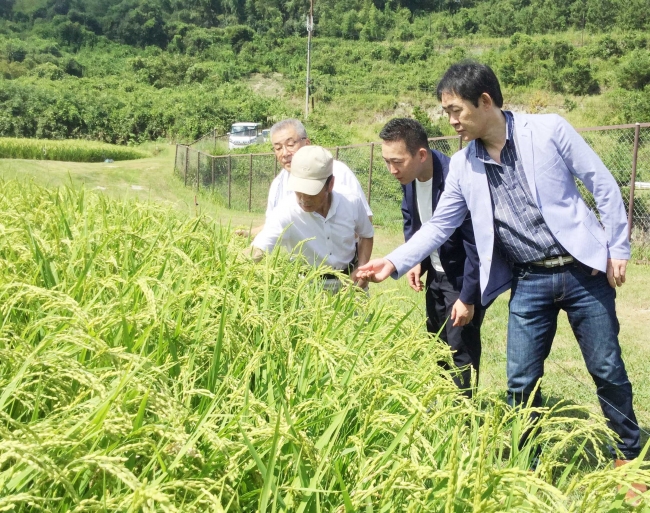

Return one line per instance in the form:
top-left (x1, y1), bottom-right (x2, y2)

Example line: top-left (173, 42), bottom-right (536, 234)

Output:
top-left (527, 255), bottom-right (574, 268)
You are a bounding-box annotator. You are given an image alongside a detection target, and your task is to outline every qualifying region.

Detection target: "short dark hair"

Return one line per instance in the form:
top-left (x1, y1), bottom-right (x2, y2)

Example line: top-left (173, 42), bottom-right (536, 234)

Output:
top-left (436, 61), bottom-right (503, 108)
top-left (379, 118), bottom-right (430, 156)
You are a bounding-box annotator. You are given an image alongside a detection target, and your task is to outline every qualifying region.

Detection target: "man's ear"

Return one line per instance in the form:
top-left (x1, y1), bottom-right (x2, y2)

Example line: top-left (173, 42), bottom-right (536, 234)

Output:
top-left (479, 92), bottom-right (493, 109)
top-left (328, 175), bottom-right (336, 191)
top-left (418, 147), bottom-right (429, 162)
top-left (305, 138), bottom-right (312, 145)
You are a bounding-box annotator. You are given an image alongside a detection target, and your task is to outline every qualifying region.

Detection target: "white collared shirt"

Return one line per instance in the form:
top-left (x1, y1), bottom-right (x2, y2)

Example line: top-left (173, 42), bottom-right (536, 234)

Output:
top-left (414, 178), bottom-right (445, 273)
top-left (266, 160), bottom-right (373, 218)
top-left (253, 191), bottom-right (374, 270)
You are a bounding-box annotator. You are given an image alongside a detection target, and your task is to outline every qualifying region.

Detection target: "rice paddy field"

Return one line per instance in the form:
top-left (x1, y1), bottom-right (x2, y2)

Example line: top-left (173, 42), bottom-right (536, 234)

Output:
top-left (0, 138), bottom-right (149, 163)
top-left (0, 177), bottom-right (649, 512)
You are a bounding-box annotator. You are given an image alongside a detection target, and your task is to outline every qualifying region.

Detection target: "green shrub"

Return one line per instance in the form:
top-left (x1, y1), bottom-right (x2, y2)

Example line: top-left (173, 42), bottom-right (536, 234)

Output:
top-left (608, 86), bottom-right (650, 123)
top-left (561, 60), bottom-right (599, 95)
top-left (32, 61), bottom-right (64, 80)
top-left (617, 49), bottom-right (650, 90)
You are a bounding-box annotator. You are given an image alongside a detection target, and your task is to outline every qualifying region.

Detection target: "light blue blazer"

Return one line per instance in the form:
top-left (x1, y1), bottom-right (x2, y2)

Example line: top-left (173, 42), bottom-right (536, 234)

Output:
top-left (386, 113), bottom-right (630, 306)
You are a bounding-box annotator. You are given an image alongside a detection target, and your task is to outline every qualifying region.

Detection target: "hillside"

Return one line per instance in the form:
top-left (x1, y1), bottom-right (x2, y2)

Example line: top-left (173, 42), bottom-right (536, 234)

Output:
top-left (1, 0), bottom-right (650, 146)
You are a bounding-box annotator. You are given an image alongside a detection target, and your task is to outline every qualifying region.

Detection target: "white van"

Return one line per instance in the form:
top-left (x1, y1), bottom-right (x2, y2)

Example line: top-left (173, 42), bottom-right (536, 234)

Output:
top-left (228, 122), bottom-right (264, 150)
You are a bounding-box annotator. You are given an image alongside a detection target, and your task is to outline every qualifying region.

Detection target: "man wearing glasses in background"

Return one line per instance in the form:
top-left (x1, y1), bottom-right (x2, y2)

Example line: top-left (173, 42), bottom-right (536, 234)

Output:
top-left (236, 118), bottom-right (372, 237)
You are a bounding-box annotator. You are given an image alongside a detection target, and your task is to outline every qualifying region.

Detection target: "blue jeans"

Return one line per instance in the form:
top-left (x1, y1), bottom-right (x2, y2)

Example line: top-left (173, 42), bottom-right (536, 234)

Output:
top-left (507, 262), bottom-right (640, 460)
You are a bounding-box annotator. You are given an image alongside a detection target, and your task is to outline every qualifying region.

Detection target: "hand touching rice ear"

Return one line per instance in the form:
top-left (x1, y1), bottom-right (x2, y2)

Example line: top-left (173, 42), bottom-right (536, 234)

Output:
top-left (356, 258), bottom-right (395, 283)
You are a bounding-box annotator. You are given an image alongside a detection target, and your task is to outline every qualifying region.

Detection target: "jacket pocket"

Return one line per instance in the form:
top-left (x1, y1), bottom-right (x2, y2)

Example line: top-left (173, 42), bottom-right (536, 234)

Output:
top-left (581, 210), bottom-right (607, 248)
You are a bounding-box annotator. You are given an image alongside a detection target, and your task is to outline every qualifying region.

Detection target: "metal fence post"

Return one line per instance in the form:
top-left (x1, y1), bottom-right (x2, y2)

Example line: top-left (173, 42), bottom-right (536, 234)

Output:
top-left (248, 154), bottom-right (253, 212)
top-left (196, 151), bottom-right (201, 191)
top-left (174, 144), bottom-right (179, 175)
top-left (458, 135), bottom-right (463, 151)
top-left (227, 155), bottom-right (232, 209)
top-left (368, 142), bottom-right (374, 205)
top-left (335, 147), bottom-right (339, 160)
top-left (627, 123), bottom-right (641, 240)
top-left (184, 146), bottom-right (189, 186)
top-left (211, 156), bottom-right (215, 187)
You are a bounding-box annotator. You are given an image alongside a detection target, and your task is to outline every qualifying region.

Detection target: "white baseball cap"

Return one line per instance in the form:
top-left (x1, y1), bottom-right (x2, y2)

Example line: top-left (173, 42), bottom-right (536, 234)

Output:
top-left (287, 145), bottom-right (334, 195)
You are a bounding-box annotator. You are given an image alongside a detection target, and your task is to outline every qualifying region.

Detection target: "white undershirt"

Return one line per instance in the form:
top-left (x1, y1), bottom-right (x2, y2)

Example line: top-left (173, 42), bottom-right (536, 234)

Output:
top-left (253, 191), bottom-right (374, 271)
top-left (414, 178), bottom-right (445, 273)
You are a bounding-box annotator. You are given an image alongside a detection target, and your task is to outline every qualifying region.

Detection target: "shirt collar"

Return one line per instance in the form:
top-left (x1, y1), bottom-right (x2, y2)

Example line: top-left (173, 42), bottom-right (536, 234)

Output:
top-left (310, 190), bottom-right (339, 221)
top-left (475, 110), bottom-right (514, 163)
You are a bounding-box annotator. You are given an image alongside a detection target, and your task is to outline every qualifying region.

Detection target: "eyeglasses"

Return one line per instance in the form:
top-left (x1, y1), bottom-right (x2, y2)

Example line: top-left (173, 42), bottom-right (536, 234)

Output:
top-left (272, 137), bottom-right (307, 152)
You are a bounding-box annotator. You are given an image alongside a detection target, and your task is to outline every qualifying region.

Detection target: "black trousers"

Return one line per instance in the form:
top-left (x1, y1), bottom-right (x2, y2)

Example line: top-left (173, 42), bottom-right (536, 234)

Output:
top-left (425, 269), bottom-right (485, 396)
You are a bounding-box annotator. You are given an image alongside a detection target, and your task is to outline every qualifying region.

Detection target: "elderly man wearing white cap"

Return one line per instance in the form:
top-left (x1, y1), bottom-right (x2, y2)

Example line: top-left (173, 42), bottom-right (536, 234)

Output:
top-left (236, 118), bottom-right (371, 237)
top-left (251, 145), bottom-right (374, 290)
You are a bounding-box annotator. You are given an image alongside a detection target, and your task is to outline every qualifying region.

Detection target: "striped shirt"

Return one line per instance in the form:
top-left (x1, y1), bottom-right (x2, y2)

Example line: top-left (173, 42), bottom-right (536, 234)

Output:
top-left (475, 111), bottom-right (566, 263)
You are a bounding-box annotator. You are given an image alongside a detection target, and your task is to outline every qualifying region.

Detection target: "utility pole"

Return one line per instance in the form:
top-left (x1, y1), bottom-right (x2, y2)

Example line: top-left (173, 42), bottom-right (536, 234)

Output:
top-left (305, 0), bottom-right (313, 118)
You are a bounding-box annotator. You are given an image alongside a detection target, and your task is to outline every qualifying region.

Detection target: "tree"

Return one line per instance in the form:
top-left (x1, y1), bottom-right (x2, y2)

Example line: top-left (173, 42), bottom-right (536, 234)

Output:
top-left (341, 11), bottom-right (360, 39)
top-left (225, 25), bottom-right (254, 53)
top-left (617, 0), bottom-right (650, 30)
top-left (360, 3), bottom-right (384, 41)
top-left (584, 0), bottom-right (618, 32)
top-left (115, 3), bottom-right (169, 47)
top-left (0, 0), bottom-right (16, 19)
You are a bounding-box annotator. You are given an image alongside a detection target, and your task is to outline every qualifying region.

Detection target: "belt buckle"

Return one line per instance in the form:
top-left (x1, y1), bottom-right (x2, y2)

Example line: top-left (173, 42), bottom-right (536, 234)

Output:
top-left (546, 255), bottom-right (571, 268)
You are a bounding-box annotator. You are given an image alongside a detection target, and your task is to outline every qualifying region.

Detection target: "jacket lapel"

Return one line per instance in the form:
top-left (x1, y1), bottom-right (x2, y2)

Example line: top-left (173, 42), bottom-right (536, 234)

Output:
top-left (408, 181), bottom-right (421, 228)
top-left (513, 116), bottom-right (538, 204)
top-left (431, 162), bottom-right (444, 212)
top-left (468, 150), bottom-right (492, 224)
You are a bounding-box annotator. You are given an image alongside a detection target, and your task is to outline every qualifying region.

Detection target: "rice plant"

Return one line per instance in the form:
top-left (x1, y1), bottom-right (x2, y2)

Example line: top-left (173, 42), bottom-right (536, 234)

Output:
top-left (0, 179), bottom-right (647, 512)
top-left (0, 138), bottom-right (149, 162)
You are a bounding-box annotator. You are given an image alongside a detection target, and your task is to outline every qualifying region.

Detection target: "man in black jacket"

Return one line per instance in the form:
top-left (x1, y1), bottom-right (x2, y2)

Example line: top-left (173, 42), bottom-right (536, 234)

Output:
top-left (380, 118), bottom-right (485, 396)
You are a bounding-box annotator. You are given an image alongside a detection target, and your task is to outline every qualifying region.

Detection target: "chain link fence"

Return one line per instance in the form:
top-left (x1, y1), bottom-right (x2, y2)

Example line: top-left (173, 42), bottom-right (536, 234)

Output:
top-left (174, 123), bottom-right (650, 239)
top-left (186, 128), bottom-right (230, 155)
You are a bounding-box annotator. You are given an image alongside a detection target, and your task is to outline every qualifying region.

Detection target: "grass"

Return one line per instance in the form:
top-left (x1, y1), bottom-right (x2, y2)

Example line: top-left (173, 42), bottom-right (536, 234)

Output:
top-left (0, 137), bottom-right (150, 162)
top-left (0, 143), bottom-right (261, 227)
top-left (1, 179), bottom-right (649, 511)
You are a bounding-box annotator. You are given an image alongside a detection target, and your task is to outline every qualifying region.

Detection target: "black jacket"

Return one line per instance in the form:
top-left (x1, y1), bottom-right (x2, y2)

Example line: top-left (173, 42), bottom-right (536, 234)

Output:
top-left (401, 149), bottom-right (481, 306)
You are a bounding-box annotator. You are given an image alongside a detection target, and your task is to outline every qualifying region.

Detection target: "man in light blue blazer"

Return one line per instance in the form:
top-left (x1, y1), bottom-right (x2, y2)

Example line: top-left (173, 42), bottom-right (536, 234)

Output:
top-left (358, 63), bottom-right (643, 484)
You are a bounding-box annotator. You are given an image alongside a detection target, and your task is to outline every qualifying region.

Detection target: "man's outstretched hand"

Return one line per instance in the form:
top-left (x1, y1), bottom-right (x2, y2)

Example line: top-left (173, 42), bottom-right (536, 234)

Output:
top-left (356, 258), bottom-right (396, 283)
